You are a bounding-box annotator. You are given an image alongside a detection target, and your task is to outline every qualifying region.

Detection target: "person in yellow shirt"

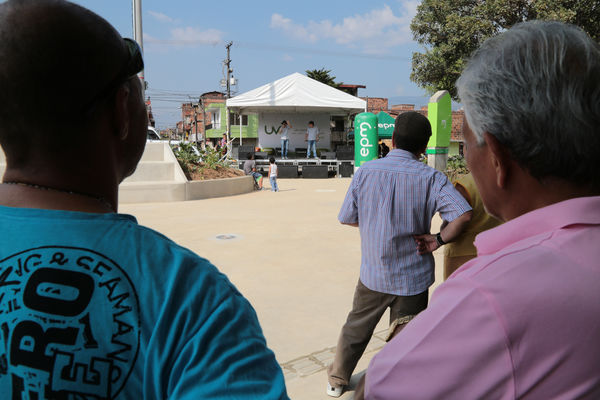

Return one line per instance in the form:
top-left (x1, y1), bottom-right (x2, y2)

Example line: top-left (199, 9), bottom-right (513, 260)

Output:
top-left (444, 172), bottom-right (502, 279)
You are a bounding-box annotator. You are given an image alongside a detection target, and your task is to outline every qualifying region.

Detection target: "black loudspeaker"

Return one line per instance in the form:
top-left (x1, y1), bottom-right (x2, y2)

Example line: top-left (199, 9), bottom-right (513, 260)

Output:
top-left (295, 148), bottom-right (307, 158)
top-left (238, 145), bottom-right (255, 161)
top-left (302, 165), bottom-right (328, 179)
top-left (339, 163), bottom-right (354, 177)
top-left (336, 145), bottom-right (353, 152)
top-left (278, 165), bottom-right (298, 178)
top-left (336, 151), bottom-right (354, 160)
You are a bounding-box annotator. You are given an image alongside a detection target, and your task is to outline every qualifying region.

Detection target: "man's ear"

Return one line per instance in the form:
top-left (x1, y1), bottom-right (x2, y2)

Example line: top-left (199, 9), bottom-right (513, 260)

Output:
top-left (483, 132), bottom-right (510, 189)
top-left (112, 83), bottom-right (131, 140)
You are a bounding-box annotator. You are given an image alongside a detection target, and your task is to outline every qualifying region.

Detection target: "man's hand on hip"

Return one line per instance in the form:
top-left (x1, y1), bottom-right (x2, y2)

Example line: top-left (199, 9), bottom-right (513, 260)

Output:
top-left (413, 234), bottom-right (439, 254)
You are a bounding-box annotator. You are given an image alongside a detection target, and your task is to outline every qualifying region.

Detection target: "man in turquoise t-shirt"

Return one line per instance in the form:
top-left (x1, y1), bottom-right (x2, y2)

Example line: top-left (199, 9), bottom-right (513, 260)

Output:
top-left (0, 1), bottom-right (287, 399)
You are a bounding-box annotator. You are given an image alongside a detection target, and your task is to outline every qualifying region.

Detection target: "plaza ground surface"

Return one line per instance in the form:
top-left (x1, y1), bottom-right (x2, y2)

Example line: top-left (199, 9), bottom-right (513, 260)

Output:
top-left (120, 178), bottom-right (445, 400)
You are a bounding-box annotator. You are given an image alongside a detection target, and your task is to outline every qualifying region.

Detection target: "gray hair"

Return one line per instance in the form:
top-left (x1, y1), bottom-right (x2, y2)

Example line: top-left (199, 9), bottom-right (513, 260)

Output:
top-left (456, 21), bottom-right (600, 189)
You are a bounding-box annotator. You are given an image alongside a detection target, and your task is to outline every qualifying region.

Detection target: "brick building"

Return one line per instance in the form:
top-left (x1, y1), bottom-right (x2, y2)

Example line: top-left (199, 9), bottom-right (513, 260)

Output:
top-left (176, 91), bottom-right (259, 145)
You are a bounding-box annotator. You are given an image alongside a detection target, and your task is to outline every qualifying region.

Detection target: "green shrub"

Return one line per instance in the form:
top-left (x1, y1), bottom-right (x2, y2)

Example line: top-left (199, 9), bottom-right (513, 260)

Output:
top-left (445, 155), bottom-right (469, 182)
top-left (172, 142), bottom-right (200, 178)
top-left (199, 146), bottom-right (228, 170)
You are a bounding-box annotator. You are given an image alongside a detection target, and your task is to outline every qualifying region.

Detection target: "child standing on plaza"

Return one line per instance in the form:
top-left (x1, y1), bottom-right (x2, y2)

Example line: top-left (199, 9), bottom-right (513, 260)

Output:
top-left (268, 157), bottom-right (278, 192)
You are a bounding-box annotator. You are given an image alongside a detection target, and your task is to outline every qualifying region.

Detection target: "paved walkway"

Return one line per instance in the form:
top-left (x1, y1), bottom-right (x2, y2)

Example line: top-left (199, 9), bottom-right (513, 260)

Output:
top-left (120, 178), bottom-right (445, 400)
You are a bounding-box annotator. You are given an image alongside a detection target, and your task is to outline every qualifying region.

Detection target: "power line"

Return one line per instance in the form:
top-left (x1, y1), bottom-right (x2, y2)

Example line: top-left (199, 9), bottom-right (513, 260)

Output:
top-left (144, 38), bottom-right (411, 62)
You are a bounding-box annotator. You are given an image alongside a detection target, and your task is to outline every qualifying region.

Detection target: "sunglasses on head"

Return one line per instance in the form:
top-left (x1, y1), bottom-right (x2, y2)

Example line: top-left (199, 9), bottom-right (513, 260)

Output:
top-left (81, 38), bottom-right (144, 115)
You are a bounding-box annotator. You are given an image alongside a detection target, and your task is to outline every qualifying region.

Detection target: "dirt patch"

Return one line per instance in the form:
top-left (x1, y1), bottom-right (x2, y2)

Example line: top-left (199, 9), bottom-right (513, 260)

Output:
top-left (189, 165), bottom-right (245, 181)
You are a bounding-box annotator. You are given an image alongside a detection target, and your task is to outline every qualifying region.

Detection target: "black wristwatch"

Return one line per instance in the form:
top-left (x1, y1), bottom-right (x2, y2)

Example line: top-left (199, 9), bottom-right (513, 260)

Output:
top-left (436, 232), bottom-right (446, 247)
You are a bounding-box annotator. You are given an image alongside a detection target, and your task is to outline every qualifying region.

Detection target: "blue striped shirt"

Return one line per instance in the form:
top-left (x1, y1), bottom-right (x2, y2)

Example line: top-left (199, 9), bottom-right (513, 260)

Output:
top-left (338, 149), bottom-right (472, 296)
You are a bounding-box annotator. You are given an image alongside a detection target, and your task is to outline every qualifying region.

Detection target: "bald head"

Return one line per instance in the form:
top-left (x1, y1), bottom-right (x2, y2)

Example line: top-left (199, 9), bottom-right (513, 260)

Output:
top-left (0, 0), bottom-right (129, 165)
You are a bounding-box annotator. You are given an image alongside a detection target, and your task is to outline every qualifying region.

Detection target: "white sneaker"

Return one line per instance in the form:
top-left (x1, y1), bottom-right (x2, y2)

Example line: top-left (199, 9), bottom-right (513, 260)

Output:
top-left (326, 383), bottom-right (343, 398)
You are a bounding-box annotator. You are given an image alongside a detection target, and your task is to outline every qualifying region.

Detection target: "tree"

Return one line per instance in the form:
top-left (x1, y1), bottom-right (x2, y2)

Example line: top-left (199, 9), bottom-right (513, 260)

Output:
top-left (410, 0), bottom-right (599, 100)
top-left (306, 68), bottom-right (341, 87)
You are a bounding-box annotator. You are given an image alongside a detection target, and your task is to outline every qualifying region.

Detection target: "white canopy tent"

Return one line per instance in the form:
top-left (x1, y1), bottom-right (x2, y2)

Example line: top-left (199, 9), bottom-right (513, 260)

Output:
top-left (227, 72), bottom-right (366, 150)
top-left (227, 72), bottom-right (366, 114)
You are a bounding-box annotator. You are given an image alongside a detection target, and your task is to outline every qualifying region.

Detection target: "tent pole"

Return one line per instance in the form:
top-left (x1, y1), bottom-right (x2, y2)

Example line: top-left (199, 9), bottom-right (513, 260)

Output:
top-left (239, 114), bottom-right (243, 146)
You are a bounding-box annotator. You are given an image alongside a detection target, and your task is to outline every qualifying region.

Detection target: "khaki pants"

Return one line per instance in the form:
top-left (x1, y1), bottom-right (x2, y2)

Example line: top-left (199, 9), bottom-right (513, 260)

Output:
top-left (327, 279), bottom-right (428, 388)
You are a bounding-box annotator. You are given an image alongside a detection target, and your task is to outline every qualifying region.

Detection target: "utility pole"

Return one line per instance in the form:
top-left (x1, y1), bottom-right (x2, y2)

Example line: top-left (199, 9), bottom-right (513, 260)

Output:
top-left (132, 0), bottom-right (145, 99)
top-left (225, 42), bottom-right (233, 151)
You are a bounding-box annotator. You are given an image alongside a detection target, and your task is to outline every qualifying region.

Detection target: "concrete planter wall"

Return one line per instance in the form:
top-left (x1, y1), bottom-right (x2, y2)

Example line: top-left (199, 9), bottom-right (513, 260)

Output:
top-left (185, 175), bottom-right (253, 200)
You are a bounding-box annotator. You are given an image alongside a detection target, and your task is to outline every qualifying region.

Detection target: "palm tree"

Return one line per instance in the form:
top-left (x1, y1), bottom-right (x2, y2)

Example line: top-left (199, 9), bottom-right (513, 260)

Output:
top-left (306, 68), bottom-right (340, 87)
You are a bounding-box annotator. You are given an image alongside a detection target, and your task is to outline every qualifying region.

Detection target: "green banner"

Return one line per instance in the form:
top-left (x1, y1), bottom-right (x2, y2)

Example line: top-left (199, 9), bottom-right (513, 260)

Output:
top-left (376, 111), bottom-right (395, 139)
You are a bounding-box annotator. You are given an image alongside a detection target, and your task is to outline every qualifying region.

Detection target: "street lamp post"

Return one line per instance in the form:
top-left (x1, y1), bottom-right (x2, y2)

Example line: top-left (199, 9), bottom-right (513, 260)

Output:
top-left (132, 0), bottom-right (145, 99)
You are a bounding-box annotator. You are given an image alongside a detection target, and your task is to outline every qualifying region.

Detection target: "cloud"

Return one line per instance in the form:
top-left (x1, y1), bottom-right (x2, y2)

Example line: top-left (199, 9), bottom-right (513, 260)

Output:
top-left (270, 2), bottom-right (418, 52)
top-left (270, 13), bottom-right (318, 42)
top-left (148, 10), bottom-right (176, 24)
top-left (170, 27), bottom-right (223, 45)
top-left (283, 54), bottom-right (294, 62)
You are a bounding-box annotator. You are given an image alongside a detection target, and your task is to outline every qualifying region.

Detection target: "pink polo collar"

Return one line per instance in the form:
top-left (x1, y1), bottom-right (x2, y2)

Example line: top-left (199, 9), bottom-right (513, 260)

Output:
top-left (475, 196), bottom-right (600, 256)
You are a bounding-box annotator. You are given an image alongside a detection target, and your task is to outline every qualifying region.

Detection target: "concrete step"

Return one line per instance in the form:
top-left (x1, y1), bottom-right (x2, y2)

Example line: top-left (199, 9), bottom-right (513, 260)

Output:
top-left (123, 161), bottom-right (176, 183)
top-left (140, 142), bottom-right (167, 162)
top-left (118, 181), bottom-right (186, 203)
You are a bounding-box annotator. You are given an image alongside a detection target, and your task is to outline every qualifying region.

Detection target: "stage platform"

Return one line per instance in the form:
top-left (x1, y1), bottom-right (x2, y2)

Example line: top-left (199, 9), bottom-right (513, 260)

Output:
top-left (234, 157), bottom-right (354, 177)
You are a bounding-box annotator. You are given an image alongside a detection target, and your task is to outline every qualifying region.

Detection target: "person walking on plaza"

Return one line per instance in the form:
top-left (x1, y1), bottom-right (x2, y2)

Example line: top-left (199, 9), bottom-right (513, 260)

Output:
top-left (305, 120), bottom-right (320, 158)
top-left (366, 21), bottom-right (600, 399)
top-left (0, 1), bottom-right (287, 398)
top-left (244, 153), bottom-right (263, 189)
top-left (327, 111), bottom-right (473, 397)
top-left (280, 120), bottom-right (291, 159)
top-left (443, 172), bottom-right (501, 279)
top-left (269, 157), bottom-right (279, 192)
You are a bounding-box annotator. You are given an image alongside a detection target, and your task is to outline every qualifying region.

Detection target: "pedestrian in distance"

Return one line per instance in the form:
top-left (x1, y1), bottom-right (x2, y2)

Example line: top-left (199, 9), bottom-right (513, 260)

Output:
top-left (0, 1), bottom-right (287, 398)
top-left (280, 120), bottom-right (291, 159)
top-left (219, 133), bottom-right (228, 156)
top-left (269, 157), bottom-right (278, 192)
top-left (305, 120), bottom-right (320, 159)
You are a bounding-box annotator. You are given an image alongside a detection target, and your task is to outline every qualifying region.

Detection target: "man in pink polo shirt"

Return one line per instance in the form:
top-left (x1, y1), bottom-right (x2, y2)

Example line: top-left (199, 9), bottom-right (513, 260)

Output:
top-left (365, 21), bottom-right (600, 399)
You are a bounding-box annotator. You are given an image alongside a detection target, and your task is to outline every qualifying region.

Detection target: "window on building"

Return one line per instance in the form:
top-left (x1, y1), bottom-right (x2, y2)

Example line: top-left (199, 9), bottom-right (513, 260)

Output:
top-left (229, 112), bottom-right (248, 126)
top-left (208, 108), bottom-right (221, 129)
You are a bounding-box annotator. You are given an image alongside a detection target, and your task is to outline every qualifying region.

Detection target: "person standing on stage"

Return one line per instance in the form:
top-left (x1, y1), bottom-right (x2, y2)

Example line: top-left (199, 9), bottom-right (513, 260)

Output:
top-left (305, 120), bottom-right (320, 159)
top-left (280, 120), bottom-right (291, 159)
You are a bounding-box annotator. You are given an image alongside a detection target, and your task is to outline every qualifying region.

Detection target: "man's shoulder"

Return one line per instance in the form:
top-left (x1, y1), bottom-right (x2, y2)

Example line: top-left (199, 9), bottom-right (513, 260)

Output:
top-left (360, 155), bottom-right (437, 176)
top-left (135, 224), bottom-right (217, 271)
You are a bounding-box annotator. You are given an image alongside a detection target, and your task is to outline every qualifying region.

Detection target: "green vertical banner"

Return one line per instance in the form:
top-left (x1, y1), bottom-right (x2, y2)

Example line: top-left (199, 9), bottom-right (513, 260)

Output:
top-left (354, 112), bottom-right (378, 169)
top-left (426, 90), bottom-right (452, 151)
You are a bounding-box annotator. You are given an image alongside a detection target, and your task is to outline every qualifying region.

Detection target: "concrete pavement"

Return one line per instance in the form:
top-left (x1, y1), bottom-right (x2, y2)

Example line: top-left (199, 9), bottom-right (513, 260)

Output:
top-left (120, 178), bottom-right (445, 400)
